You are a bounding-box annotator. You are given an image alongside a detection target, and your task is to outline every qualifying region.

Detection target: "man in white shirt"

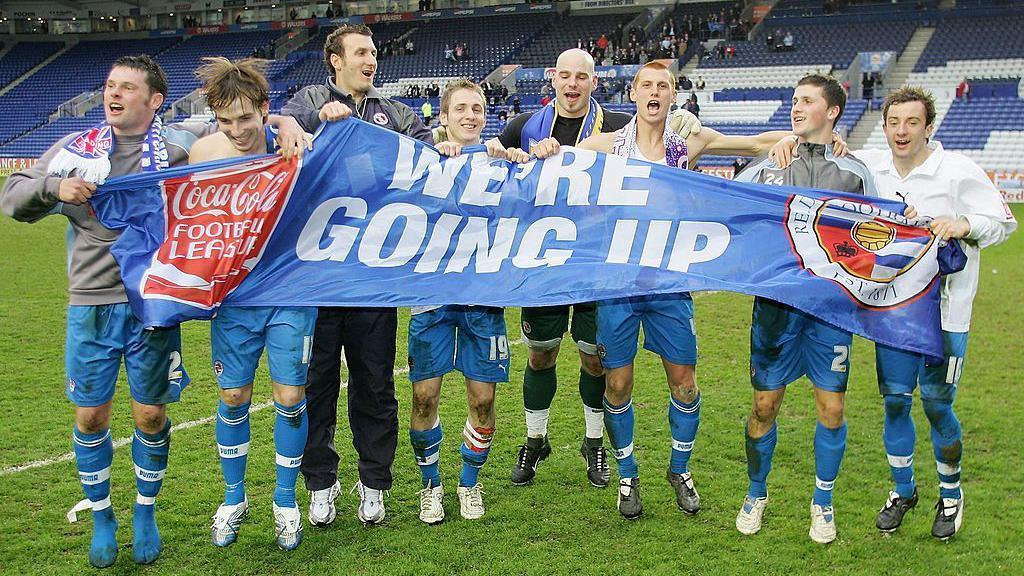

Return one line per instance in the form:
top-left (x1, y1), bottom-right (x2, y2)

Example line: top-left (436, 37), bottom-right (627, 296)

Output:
top-left (853, 87), bottom-right (1016, 539)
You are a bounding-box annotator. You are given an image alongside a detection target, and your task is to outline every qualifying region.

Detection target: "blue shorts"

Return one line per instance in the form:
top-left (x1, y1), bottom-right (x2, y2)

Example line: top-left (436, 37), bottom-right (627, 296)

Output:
top-left (596, 293), bottom-right (698, 369)
top-left (875, 331), bottom-right (968, 404)
top-left (408, 306), bottom-right (509, 383)
top-left (211, 306), bottom-right (317, 389)
top-left (65, 303), bottom-right (189, 407)
top-left (749, 298), bottom-right (852, 392)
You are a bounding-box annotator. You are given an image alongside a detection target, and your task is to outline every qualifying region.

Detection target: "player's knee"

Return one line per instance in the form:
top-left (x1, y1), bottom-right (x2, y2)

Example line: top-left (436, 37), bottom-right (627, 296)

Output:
top-left (668, 369), bottom-right (697, 402)
top-left (272, 384), bottom-right (304, 406)
top-left (131, 403), bottom-right (167, 434)
top-left (816, 400), bottom-right (845, 428)
top-left (467, 390), bottom-right (495, 423)
top-left (922, 399), bottom-right (957, 430)
top-left (411, 387), bottom-right (440, 420)
top-left (883, 394), bottom-right (912, 420)
top-left (527, 346), bottom-right (558, 370)
top-left (603, 371), bottom-right (633, 403)
top-left (220, 384), bottom-right (253, 406)
top-left (579, 352), bottom-right (604, 377)
top-left (751, 394), bottom-right (780, 425)
top-left (75, 405), bottom-right (112, 434)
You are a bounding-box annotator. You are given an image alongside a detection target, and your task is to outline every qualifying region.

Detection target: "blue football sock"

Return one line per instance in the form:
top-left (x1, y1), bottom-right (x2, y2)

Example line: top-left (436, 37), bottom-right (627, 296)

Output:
top-left (273, 399), bottom-right (308, 508)
top-left (745, 422), bottom-right (777, 499)
top-left (603, 397), bottom-right (637, 479)
top-left (923, 400), bottom-right (962, 500)
top-left (132, 420), bottom-right (170, 564)
top-left (73, 427), bottom-right (118, 568)
top-left (668, 393), bottom-right (700, 474)
top-left (410, 420), bottom-right (443, 488)
top-left (460, 420), bottom-right (494, 487)
top-left (883, 394), bottom-right (916, 498)
top-left (216, 400), bottom-right (250, 505)
top-left (813, 421), bottom-right (847, 507)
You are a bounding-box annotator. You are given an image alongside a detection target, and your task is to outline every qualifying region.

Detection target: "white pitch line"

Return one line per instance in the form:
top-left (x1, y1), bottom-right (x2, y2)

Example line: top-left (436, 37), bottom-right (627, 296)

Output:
top-left (0, 292), bottom-right (730, 478)
top-left (0, 296), bottom-right (727, 479)
top-left (0, 362), bottom-right (421, 478)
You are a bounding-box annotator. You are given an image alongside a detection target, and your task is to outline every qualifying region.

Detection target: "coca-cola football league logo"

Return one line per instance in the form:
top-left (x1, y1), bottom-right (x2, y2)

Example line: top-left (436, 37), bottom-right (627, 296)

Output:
top-left (141, 156), bottom-right (298, 309)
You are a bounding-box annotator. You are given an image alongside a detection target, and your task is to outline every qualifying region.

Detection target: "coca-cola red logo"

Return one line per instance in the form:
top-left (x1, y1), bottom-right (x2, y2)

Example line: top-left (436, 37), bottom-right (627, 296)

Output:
top-left (141, 156), bottom-right (298, 309)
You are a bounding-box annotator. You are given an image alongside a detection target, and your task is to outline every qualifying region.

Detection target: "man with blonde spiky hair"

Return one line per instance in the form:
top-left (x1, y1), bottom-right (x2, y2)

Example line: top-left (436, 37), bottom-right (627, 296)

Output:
top-left (190, 56), bottom-right (317, 552)
top-left (552, 61), bottom-right (794, 520)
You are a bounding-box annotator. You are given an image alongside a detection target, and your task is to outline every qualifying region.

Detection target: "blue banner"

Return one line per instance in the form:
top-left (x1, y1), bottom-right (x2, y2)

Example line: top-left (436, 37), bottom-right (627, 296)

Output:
top-left (92, 119), bottom-right (953, 357)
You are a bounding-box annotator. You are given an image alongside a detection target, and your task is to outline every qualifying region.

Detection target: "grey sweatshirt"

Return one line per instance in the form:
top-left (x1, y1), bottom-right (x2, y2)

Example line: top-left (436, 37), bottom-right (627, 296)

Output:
top-left (0, 123), bottom-right (212, 305)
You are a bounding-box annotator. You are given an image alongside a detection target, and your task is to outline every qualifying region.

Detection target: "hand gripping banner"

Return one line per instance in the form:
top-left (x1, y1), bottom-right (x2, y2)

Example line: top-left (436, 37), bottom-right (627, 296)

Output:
top-left (92, 119), bottom-right (963, 358)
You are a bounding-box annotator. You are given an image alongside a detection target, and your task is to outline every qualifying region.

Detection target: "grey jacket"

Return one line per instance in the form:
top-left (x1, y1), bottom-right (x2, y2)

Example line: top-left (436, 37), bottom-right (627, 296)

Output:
top-left (735, 142), bottom-right (877, 196)
top-left (282, 77), bottom-right (434, 144)
top-left (0, 123), bottom-right (212, 305)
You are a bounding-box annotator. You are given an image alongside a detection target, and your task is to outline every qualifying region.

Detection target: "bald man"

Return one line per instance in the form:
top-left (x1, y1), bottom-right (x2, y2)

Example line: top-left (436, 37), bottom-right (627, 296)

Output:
top-left (493, 49), bottom-right (699, 490)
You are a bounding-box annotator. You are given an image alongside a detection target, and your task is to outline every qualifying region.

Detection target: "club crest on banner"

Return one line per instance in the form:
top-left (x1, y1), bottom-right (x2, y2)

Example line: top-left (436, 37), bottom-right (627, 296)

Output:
top-left (140, 156), bottom-right (299, 310)
top-left (785, 194), bottom-right (939, 308)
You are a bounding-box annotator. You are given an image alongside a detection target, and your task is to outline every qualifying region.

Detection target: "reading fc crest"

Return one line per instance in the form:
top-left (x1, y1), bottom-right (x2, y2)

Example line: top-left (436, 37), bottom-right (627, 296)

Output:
top-left (784, 195), bottom-right (939, 308)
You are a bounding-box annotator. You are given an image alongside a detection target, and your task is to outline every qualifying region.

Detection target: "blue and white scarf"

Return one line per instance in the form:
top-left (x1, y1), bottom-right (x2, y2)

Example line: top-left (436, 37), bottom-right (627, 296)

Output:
top-left (611, 114), bottom-right (688, 170)
top-left (47, 115), bottom-right (168, 183)
top-left (520, 96), bottom-right (604, 151)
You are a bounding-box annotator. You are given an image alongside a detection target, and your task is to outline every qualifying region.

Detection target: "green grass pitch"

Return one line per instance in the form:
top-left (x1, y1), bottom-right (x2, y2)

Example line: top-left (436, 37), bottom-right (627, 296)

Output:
top-left (0, 190), bottom-right (1021, 575)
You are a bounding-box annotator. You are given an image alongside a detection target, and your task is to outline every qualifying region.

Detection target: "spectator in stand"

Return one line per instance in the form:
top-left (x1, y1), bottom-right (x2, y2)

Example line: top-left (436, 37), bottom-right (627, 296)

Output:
top-left (541, 94), bottom-right (551, 107)
top-left (290, 8), bottom-right (298, 20)
top-left (695, 76), bottom-right (706, 90)
top-left (235, 13), bottom-right (242, 25)
top-left (783, 30), bottom-right (794, 50)
top-left (455, 43), bottom-right (464, 62)
top-left (680, 75), bottom-right (693, 91)
top-left (405, 84), bottom-right (415, 99)
top-left (406, 39), bottom-right (415, 55)
top-left (512, 95), bottom-right (521, 115)
top-left (461, 42), bottom-right (470, 61)
top-left (326, 5), bottom-right (335, 18)
top-left (957, 78), bottom-right (970, 103)
top-left (726, 44), bottom-right (735, 59)
top-left (444, 44), bottom-right (456, 63)
top-left (766, 29), bottom-right (775, 49)
top-left (684, 93), bottom-right (700, 118)
top-left (661, 36), bottom-right (672, 58)
top-left (412, 84), bottom-right (422, 98)
top-left (421, 100), bottom-right (433, 126)
top-left (597, 34), bottom-right (609, 60)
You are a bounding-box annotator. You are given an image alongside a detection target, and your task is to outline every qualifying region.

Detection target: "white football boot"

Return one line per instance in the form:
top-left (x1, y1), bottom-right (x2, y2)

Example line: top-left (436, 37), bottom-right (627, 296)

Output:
top-left (457, 484), bottom-right (485, 520)
top-left (418, 482), bottom-right (445, 525)
top-left (211, 497), bottom-right (249, 547)
top-left (273, 502), bottom-right (303, 551)
top-left (809, 501), bottom-right (837, 544)
top-left (735, 495), bottom-right (768, 535)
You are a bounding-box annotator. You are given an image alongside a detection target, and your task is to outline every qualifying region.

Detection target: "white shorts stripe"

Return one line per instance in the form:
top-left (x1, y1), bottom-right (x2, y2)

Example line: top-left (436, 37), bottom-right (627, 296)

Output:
top-left (612, 443), bottom-right (634, 460)
top-left (276, 453), bottom-right (302, 468)
top-left (937, 461), bottom-right (961, 476)
top-left (887, 453), bottom-right (914, 468)
top-left (78, 467), bottom-right (111, 485)
top-left (218, 442), bottom-right (250, 459)
top-left (815, 476), bottom-right (835, 491)
top-left (136, 493), bottom-right (156, 506)
top-left (134, 465), bottom-right (166, 482)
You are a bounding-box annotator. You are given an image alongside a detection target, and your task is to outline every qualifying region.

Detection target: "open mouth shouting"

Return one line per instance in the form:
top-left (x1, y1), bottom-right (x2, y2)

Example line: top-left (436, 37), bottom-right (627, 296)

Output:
top-left (645, 99), bottom-right (662, 115)
top-left (108, 102), bottom-right (125, 115)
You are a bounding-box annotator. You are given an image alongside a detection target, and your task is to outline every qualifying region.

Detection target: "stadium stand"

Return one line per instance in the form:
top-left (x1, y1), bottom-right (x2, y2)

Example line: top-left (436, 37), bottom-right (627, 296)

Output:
top-left (0, 2), bottom-right (1022, 176)
top-left (0, 37), bottom-right (180, 151)
top-left (0, 41), bottom-right (64, 87)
